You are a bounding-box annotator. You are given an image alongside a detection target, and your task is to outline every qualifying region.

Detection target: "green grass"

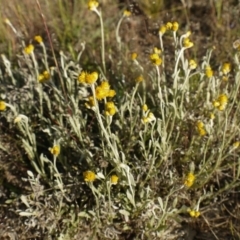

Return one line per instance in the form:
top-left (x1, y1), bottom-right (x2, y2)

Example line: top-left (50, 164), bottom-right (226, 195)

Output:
top-left (1, 1), bottom-right (240, 239)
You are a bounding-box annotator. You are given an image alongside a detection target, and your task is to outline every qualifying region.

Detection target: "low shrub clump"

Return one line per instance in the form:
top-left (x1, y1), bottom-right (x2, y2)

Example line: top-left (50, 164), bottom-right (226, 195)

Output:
top-left (1, 1), bottom-right (240, 239)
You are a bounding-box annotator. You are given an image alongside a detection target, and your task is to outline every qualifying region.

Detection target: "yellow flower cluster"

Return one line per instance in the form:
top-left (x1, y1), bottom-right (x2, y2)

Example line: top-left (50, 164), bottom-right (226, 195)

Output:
top-left (212, 94), bottom-right (228, 111)
top-left (0, 101), bottom-right (6, 111)
top-left (222, 63), bottom-right (231, 75)
top-left (95, 81), bottom-right (116, 100)
top-left (149, 47), bottom-right (162, 66)
top-left (188, 209), bottom-right (200, 218)
top-left (105, 101), bottom-right (117, 116)
top-left (83, 170), bottom-right (96, 182)
top-left (78, 71), bottom-right (98, 85)
top-left (183, 37), bottom-right (194, 48)
top-left (184, 172), bottom-right (195, 187)
top-left (159, 21), bottom-right (179, 35)
top-left (196, 121), bottom-right (206, 136)
top-left (38, 70), bottom-right (50, 83)
top-left (24, 44), bottom-right (34, 55)
top-left (110, 175), bottom-right (119, 185)
top-left (49, 145), bottom-right (60, 157)
top-left (205, 65), bottom-right (213, 78)
top-left (88, 0), bottom-right (99, 11)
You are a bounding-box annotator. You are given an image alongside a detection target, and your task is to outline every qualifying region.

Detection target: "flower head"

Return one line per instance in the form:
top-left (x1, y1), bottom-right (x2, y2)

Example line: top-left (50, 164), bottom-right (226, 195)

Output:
top-left (24, 44), bottom-right (34, 55)
top-left (110, 175), bottom-right (119, 185)
top-left (34, 35), bottom-right (43, 44)
top-left (38, 70), bottom-right (50, 83)
top-left (166, 22), bottom-right (173, 30)
top-left (135, 75), bottom-right (143, 83)
top-left (172, 22), bottom-right (179, 31)
top-left (196, 121), bottom-right (206, 136)
top-left (189, 59), bottom-right (197, 70)
top-left (233, 141), bottom-right (240, 148)
top-left (105, 101), bottom-right (117, 116)
top-left (0, 101), bottom-right (6, 111)
top-left (222, 63), bottom-right (231, 75)
top-left (184, 172), bottom-right (195, 187)
top-left (88, 0), bottom-right (99, 11)
top-left (159, 25), bottom-right (166, 35)
top-left (205, 65), bottom-right (213, 78)
top-left (95, 81), bottom-right (115, 100)
top-left (142, 112), bottom-right (156, 123)
top-left (78, 71), bottom-right (98, 85)
top-left (123, 10), bottom-right (131, 17)
top-left (149, 53), bottom-right (162, 66)
top-left (188, 209), bottom-right (200, 218)
top-left (83, 170), bottom-right (96, 182)
top-left (131, 52), bottom-right (138, 60)
top-left (49, 145), bottom-right (60, 157)
top-left (213, 94), bottom-right (228, 111)
top-left (142, 104), bottom-right (148, 112)
top-left (183, 38), bottom-right (194, 48)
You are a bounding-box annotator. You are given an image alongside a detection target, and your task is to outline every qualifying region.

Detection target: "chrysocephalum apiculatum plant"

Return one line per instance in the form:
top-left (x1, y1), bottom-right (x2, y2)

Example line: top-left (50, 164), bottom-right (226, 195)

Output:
top-left (1, 0), bottom-right (240, 238)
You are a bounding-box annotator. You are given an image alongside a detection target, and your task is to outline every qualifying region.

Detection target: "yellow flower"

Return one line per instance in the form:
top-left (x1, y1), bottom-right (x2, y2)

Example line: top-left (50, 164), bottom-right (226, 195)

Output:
top-left (205, 66), bottom-right (213, 78)
top-left (135, 75), bottom-right (143, 83)
top-left (213, 94), bottom-right (228, 111)
top-left (196, 121), bottom-right (206, 136)
top-left (131, 52), bottom-right (138, 60)
top-left (34, 35), bottom-right (43, 44)
top-left (209, 113), bottom-right (215, 119)
top-left (95, 86), bottom-right (107, 100)
top-left (184, 172), bottom-right (195, 187)
top-left (233, 141), bottom-right (240, 148)
top-left (86, 71), bottom-right (98, 84)
top-left (196, 121), bottom-right (204, 129)
top-left (149, 53), bottom-right (162, 66)
top-left (189, 59), bottom-right (197, 70)
top-left (183, 38), bottom-right (194, 48)
top-left (100, 81), bottom-right (110, 91)
top-left (123, 10), bottom-right (131, 17)
top-left (188, 209), bottom-right (201, 218)
top-left (142, 104), bottom-right (148, 111)
top-left (78, 71), bottom-right (98, 85)
top-left (49, 145), bottom-right (60, 157)
top-left (105, 101), bottom-right (117, 116)
top-left (159, 25), bottom-right (166, 35)
top-left (0, 101), bottom-right (6, 111)
top-left (218, 94), bottom-right (228, 105)
top-left (166, 22), bottom-right (173, 30)
top-left (83, 170), bottom-right (96, 182)
top-left (108, 89), bottom-right (116, 98)
top-left (153, 47), bottom-right (161, 54)
top-left (172, 22), bottom-right (179, 31)
top-left (110, 175), bottom-right (119, 185)
top-left (24, 44), bottom-right (34, 54)
top-left (88, 0), bottom-right (99, 11)
top-left (38, 70), bottom-right (50, 83)
top-left (142, 112), bottom-right (156, 123)
top-left (222, 63), bottom-right (231, 75)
